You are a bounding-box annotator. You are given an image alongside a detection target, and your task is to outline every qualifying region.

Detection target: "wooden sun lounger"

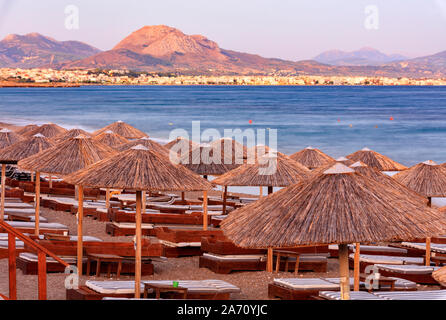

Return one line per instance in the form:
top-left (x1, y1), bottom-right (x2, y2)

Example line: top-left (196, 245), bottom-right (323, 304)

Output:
top-left (374, 290), bottom-right (446, 300)
top-left (329, 244), bottom-right (408, 258)
top-left (105, 222), bottom-right (156, 236)
top-left (319, 291), bottom-right (385, 300)
top-left (268, 278), bottom-right (340, 300)
top-left (107, 208), bottom-right (210, 225)
top-left (67, 280), bottom-right (240, 300)
top-left (349, 254), bottom-right (424, 273)
top-left (0, 221), bottom-right (69, 235)
top-left (375, 264), bottom-right (441, 285)
top-left (200, 253), bottom-right (328, 274)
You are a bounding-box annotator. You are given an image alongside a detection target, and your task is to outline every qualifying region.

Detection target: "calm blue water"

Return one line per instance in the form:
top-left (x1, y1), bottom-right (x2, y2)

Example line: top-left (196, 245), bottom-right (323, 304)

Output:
top-left (1, 85), bottom-right (446, 167)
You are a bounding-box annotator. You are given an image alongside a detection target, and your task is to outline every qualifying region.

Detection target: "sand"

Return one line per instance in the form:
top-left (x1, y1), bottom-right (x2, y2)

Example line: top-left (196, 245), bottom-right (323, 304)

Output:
top-left (0, 204), bottom-right (345, 300)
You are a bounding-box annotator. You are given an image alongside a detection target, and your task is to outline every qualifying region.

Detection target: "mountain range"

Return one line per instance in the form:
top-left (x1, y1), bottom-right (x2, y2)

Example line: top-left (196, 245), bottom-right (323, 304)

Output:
top-left (313, 47), bottom-right (407, 66)
top-left (1, 25), bottom-right (446, 78)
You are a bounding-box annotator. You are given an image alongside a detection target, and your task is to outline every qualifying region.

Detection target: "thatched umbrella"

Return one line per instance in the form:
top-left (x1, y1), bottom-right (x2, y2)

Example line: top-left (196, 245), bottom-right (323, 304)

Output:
top-left (221, 163), bottom-right (446, 300)
top-left (15, 124), bottom-right (39, 136)
top-left (393, 160), bottom-right (446, 265)
top-left (310, 156), bottom-right (355, 176)
top-left (348, 161), bottom-right (429, 290)
top-left (93, 130), bottom-right (129, 149)
top-left (180, 144), bottom-right (243, 179)
top-left (346, 147), bottom-right (407, 172)
top-left (64, 145), bottom-right (213, 298)
top-left (17, 135), bottom-right (116, 239)
top-left (289, 146), bottom-right (334, 170)
top-left (23, 123), bottom-right (67, 139)
top-left (0, 134), bottom-right (54, 221)
top-left (165, 137), bottom-right (199, 160)
top-left (116, 137), bottom-right (169, 157)
top-left (210, 138), bottom-right (247, 160)
top-left (93, 120), bottom-right (147, 139)
top-left (53, 128), bottom-right (91, 144)
top-left (213, 153), bottom-right (311, 213)
top-left (0, 129), bottom-right (23, 149)
top-left (433, 266), bottom-right (446, 286)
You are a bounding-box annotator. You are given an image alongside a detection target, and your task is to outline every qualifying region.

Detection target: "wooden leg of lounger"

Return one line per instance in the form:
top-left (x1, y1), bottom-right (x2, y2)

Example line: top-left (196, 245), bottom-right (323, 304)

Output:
top-left (35, 171), bottom-right (40, 236)
top-left (294, 255), bottom-right (300, 275)
top-left (96, 259), bottom-right (101, 277)
top-left (354, 243), bottom-right (360, 291)
top-left (117, 261), bottom-right (122, 280)
top-left (426, 237), bottom-right (431, 266)
top-left (135, 190), bottom-right (142, 298)
top-left (275, 253), bottom-right (280, 273)
top-left (1, 163), bottom-right (5, 221)
top-left (339, 244), bottom-right (350, 300)
top-left (203, 191), bottom-right (208, 231)
top-left (267, 248), bottom-right (273, 272)
top-left (77, 185), bottom-right (84, 276)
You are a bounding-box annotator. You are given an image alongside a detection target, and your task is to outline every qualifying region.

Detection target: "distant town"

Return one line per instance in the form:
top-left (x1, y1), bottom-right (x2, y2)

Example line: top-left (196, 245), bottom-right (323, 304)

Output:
top-left (1, 68), bottom-right (446, 86)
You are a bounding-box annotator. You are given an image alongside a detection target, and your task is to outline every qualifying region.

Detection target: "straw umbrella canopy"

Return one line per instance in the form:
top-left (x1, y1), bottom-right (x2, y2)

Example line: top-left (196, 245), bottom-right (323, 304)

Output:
top-left (393, 160), bottom-right (446, 265)
top-left (17, 135), bottom-right (116, 237)
top-left (93, 130), bottom-right (129, 149)
top-left (310, 156), bottom-right (355, 176)
top-left (0, 134), bottom-right (54, 221)
top-left (349, 161), bottom-right (427, 204)
top-left (213, 152), bottom-right (311, 213)
top-left (180, 144), bottom-right (244, 178)
top-left (0, 128), bottom-right (23, 149)
top-left (346, 147), bottom-right (407, 172)
top-left (23, 123), bottom-right (67, 139)
top-left (289, 146), bottom-right (334, 170)
top-left (15, 124), bottom-right (39, 136)
top-left (64, 145), bottom-right (213, 298)
top-left (433, 266), bottom-right (446, 287)
top-left (209, 138), bottom-right (248, 160)
top-left (165, 137), bottom-right (199, 156)
top-left (53, 128), bottom-right (91, 144)
top-left (116, 137), bottom-right (169, 157)
top-left (93, 120), bottom-right (148, 139)
top-left (221, 163), bottom-right (446, 300)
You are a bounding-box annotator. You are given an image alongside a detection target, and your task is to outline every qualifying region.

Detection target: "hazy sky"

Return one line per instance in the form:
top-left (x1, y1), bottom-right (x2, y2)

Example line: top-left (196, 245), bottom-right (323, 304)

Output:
top-left (1, 0), bottom-right (445, 60)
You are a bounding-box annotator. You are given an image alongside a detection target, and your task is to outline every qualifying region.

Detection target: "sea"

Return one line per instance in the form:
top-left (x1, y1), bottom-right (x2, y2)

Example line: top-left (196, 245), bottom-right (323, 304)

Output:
top-left (1, 85), bottom-right (446, 167)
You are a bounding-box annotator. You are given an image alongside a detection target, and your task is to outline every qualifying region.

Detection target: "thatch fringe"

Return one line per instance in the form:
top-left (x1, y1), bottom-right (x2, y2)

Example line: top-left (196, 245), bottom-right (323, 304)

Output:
top-left (289, 147), bottom-right (334, 169)
top-left (53, 128), bottom-right (91, 144)
top-left (18, 135), bottom-right (116, 176)
top-left (0, 129), bottom-right (23, 149)
top-left (0, 134), bottom-right (54, 162)
top-left (346, 148), bottom-right (407, 171)
top-left (93, 130), bottom-right (129, 149)
top-left (213, 153), bottom-right (310, 187)
top-left (221, 163), bottom-right (446, 248)
top-left (64, 145), bottom-right (213, 191)
top-left (93, 121), bottom-right (147, 139)
top-left (23, 123), bottom-right (67, 138)
top-left (393, 160), bottom-right (446, 197)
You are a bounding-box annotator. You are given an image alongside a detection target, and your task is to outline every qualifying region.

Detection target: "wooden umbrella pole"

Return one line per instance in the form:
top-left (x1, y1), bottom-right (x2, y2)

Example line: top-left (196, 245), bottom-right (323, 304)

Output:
top-left (35, 172), bottom-right (40, 236)
top-left (31, 172), bottom-right (34, 182)
top-left (339, 244), bottom-right (351, 300)
top-left (49, 175), bottom-right (52, 189)
top-left (267, 248), bottom-right (273, 272)
top-left (134, 190), bottom-right (142, 299)
top-left (426, 237), bottom-right (431, 266)
top-left (259, 186), bottom-right (263, 198)
top-left (142, 191), bottom-right (146, 214)
top-left (181, 191), bottom-right (185, 202)
top-left (353, 243), bottom-right (360, 291)
top-left (203, 190), bottom-right (208, 231)
top-left (77, 185), bottom-right (84, 276)
top-left (222, 186), bottom-right (227, 215)
top-left (426, 197), bottom-right (432, 266)
top-left (0, 164), bottom-right (5, 221)
top-left (105, 188), bottom-right (110, 209)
